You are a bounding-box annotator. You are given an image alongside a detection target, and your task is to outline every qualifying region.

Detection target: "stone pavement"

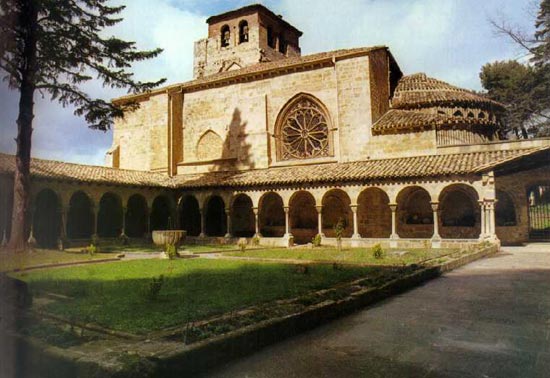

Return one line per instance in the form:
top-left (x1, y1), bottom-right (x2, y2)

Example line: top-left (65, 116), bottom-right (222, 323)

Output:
top-left (204, 245), bottom-right (550, 378)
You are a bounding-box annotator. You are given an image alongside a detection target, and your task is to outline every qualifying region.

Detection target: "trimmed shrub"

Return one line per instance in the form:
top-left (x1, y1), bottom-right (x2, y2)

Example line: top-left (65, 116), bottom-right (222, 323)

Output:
top-left (372, 243), bottom-right (385, 259)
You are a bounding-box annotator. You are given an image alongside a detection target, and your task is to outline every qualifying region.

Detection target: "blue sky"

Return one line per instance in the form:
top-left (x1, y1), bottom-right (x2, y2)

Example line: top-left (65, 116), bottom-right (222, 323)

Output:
top-left (0, 0), bottom-right (536, 165)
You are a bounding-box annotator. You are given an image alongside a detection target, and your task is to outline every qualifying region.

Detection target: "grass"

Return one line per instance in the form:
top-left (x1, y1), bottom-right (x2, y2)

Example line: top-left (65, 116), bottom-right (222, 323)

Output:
top-left (14, 258), bottom-right (380, 334)
top-left (0, 249), bottom-right (114, 272)
top-left (223, 247), bottom-right (456, 265)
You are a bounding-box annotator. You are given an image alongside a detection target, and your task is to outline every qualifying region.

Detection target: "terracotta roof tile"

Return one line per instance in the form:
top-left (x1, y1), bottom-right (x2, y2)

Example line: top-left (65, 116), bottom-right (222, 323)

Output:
top-left (1, 147), bottom-right (547, 190)
top-left (391, 73), bottom-right (505, 110)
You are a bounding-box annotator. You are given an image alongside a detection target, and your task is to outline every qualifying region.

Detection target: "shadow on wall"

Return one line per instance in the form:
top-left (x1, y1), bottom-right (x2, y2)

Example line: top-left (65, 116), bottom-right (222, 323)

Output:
top-left (209, 108), bottom-right (255, 173)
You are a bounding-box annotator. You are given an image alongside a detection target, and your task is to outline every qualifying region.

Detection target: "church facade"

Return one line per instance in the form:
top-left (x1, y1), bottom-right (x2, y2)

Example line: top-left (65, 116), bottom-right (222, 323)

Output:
top-left (1, 4), bottom-right (550, 249)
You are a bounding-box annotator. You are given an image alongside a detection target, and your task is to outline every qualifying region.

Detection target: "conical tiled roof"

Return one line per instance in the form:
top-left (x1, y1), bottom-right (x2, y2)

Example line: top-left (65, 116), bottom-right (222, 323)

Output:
top-left (391, 73), bottom-right (505, 110)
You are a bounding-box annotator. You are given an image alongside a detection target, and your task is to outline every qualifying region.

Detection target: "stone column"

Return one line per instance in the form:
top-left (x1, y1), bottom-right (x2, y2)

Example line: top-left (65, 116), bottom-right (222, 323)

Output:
top-left (350, 204), bottom-right (360, 239)
top-left (120, 206), bottom-right (127, 237)
top-left (389, 203), bottom-right (399, 239)
top-left (225, 208), bottom-right (232, 238)
top-left (146, 207), bottom-right (152, 239)
top-left (478, 200), bottom-right (486, 239)
top-left (199, 209), bottom-right (205, 238)
top-left (57, 205), bottom-right (68, 250)
top-left (316, 205), bottom-right (323, 236)
top-left (486, 199), bottom-right (497, 239)
top-left (284, 206), bottom-right (291, 237)
top-left (92, 205), bottom-right (98, 238)
top-left (253, 207), bottom-right (260, 237)
top-left (430, 201), bottom-right (441, 240)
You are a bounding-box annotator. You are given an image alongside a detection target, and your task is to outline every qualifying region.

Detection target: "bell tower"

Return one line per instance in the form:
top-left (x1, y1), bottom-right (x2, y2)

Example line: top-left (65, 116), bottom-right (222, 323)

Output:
top-left (193, 4), bottom-right (302, 78)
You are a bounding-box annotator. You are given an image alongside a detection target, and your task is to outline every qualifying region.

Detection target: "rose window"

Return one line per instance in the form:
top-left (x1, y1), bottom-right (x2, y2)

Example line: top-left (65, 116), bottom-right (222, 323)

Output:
top-left (279, 98), bottom-right (330, 160)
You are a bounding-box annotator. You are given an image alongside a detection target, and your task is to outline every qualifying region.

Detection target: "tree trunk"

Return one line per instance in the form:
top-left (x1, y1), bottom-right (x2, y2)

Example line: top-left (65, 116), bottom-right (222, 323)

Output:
top-left (7, 0), bottom-right (38, 252)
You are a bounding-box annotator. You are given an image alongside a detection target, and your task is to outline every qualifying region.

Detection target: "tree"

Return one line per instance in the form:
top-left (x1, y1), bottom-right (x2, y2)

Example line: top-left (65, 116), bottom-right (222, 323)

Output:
top-left (480, 60), bottom-right (550, 138)
top-left (485, 0), bottom-right (550, 138)
top-left (0, 0), bottom-right (165, 252)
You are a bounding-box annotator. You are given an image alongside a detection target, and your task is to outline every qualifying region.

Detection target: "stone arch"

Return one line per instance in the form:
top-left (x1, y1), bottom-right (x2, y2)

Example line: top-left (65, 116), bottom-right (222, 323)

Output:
top-left (259, 192), bottom-right (285, 237)
top-left (98, 192), bottom-right (123, 238)
top-left (357, 187), bottom-right (392, 238)
top-left (275, 93), bottom-right (333, 161)
top-left (231, 194), bottom-right (255, 237)
top-left (67, 191), bottom-right (94, 239)
top-left (289, 190), bottom-right (317, 244)
top-left (396, 186), bottom-right (433, 238)
top-left (179, 195), bottom-right (201, 236)
top-left (453, 110), bottom-right (463, 117)
top-left (238, 20), bottom-right (249, 43)
top-left (150, 195), bottom-right (175, 231)
top-left (322, 189), bottom-right (352, 237)
top-left (33, 189), bottom-right (61, 248)
top-left (126, 194), bottom-right (148, 238)
top-left (205, 195), bottom-right (227, 236)
top-left (197, 130), bottom-right (223, 161)
top-left (439, 184), bottom-right (480, 239)
top-left (496, 190), bottom-right (517, 227)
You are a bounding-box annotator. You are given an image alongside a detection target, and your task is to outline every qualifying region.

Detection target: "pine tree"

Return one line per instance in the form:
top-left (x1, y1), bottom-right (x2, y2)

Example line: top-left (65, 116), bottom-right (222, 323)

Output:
top-left (533, 0), bottom-right (550, 66)
top-left (0, 0), bottom-right (165, 252)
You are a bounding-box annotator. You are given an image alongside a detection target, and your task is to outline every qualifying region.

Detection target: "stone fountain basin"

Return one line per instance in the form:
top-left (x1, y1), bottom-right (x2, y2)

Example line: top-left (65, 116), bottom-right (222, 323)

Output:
top-left (152, 230), bottom-right (187, 246)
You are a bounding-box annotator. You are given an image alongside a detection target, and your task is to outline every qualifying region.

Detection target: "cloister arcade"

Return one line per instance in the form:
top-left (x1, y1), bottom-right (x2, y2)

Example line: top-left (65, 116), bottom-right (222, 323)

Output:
top-left (0, 174), bottom-right (513, 250)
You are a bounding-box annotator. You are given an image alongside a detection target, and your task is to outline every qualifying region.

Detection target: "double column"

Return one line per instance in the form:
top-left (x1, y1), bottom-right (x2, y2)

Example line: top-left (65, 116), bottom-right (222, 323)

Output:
top-left (479, 199), bottom-right (497, 240)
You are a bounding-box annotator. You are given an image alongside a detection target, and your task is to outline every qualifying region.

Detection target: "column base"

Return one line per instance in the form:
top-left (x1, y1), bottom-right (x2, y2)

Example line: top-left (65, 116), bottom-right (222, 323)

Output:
top-left (224, 233), bottom-right (232, 239)
top-left (351, 233), bottom-right (361, 239)
top-left (283, 233), bottom-right (294, 248)
top-left (199, 233), bottom-right (205, 238)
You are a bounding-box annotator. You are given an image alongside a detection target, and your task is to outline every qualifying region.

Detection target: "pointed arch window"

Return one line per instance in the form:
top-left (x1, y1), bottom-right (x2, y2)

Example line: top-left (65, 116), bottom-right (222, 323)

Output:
top-left (275, 94), bottom-right (333, 161)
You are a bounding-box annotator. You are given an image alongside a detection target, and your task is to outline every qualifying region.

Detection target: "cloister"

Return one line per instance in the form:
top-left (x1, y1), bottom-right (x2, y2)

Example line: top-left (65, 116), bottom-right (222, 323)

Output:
top-left (1, 171), bottom-right (515, 250)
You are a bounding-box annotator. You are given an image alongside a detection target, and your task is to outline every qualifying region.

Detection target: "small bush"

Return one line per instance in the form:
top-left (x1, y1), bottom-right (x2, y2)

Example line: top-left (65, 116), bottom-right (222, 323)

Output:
top-left (251, 236), bottom-right (260, 246)
top-left (143, 275), bottom-right (164, 301)
top-left (165, 244), bottom-right (178, 260)
top-left (91, 234), bottom-right (99, 246)
top-left (237, 238), bottom-right (247, 252)
top-left (312, 234), bottom-right (322, 247)
top-left (372, 243), bottom-right (385, 259)
top-left (87, 244), bottom-right (97, 257)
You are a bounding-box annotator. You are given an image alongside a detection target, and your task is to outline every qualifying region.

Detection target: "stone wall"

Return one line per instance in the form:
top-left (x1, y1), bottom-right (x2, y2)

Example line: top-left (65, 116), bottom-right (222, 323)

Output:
top-left (368, 130), bottom-right (437, 159)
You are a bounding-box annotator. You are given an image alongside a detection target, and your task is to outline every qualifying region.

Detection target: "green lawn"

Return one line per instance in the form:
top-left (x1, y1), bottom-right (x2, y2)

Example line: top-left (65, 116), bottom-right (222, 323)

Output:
top-left (14, 258), bottom-right (379, 334)
top-left (224, 247), bottom-right (455, 265)
top-left (0, 249), bottom-right (114, 272)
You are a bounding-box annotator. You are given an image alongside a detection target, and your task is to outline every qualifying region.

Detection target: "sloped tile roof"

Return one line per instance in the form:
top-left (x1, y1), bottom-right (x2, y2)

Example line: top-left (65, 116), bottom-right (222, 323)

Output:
top-left (391, 73), bottom-right (505, 110)
top-left (372, 109), bottom-right (500, 134)
top-left (1, 147), bottom-right (547, 190)
top-left (170, 147), bottom-right (549, 188)
top-left (0, 153), bottom-right (168, 187)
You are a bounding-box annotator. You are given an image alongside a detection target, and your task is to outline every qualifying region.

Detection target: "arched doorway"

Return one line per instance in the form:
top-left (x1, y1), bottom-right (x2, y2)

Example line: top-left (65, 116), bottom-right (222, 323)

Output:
top-left (527, 183), bottom-right (550, 240)
top-left (97, 192), bottom-right (123, 238)
top-left (126, 194), bottom-right (148, 238)
top-left (231, 194), bottom-right (255, 237)
top-left (205, 196), bottom-right (227, 236)
top-left (289, 191), bottom-right (317, 244)
top-left (322, 189), bottom-right (352, 237)
top-left (67, 191), bottom-right (94, 239)
top-left (259, 192), bottom-right (285, 237)
top-left (439, 185), bottom-right (480, 239)
top-left (150, 195), bottom-right (174, 231)
top-left (396, 186), bottom-right (433, 238)
top-left (496, 190), bottom-right (517, 227)
top-left (179, 195), bottom-right (201, 236)
top-left (33, 189), bottom-right (61, 248)
top-left (357, 188), bottom-right (391, 238)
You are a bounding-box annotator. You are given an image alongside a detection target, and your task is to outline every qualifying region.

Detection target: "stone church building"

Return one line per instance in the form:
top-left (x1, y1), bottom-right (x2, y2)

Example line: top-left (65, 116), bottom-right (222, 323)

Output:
top-left (1, 4), bottom-right (550, 249)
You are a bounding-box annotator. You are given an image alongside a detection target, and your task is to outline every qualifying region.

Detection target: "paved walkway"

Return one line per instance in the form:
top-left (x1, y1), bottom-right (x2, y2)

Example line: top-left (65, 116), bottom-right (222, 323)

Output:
top-left (204, 245), bottom-right (550, 378)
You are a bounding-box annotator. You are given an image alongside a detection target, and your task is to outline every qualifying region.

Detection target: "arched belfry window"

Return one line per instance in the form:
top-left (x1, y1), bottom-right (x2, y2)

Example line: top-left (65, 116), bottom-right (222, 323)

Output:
top-left (275, 94), bottom-right (333, 161)
top-left (239, 20), bottom-right (249, 43)
top-left (221, 25), bottom-right (230, 47)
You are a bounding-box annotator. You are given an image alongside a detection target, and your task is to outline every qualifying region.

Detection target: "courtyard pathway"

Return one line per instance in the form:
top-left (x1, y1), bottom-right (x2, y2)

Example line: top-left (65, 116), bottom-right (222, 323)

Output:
top-left (204, 245), bottom-right (550, 378)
